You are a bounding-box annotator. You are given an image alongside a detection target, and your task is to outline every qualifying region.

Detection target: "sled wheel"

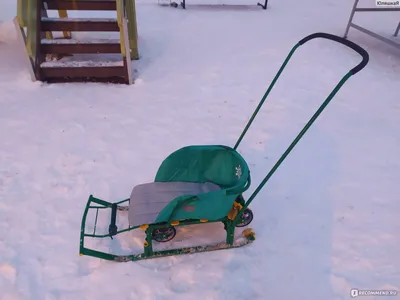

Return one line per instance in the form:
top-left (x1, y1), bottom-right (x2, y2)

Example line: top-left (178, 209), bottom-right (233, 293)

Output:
top-left (235, 208), bottom-right (253, 227)
top-left (152, 226), bottom-right (176, 242)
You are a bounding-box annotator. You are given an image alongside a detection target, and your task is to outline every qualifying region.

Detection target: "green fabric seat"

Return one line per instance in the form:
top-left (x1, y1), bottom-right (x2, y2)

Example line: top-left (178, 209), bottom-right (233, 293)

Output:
top-left (128, 145), bottom-right (250, 224)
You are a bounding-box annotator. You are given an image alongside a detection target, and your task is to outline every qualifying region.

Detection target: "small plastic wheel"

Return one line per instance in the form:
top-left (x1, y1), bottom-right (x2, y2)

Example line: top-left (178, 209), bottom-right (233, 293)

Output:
top-left (236, 208), bottom-right (254, 227)
top-left (152, 226), bottom-right (176, 242)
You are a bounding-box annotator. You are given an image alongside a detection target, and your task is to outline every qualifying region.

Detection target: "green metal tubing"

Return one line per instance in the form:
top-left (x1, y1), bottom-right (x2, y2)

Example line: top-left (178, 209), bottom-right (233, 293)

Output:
top-left (87, 218), bottom-right (224, 239)
top-left (80, 195), bottom-right (119, 253)
top-left (242, 72), bottom-right (352, 209)
top-left (89, 198), bottom-right (128, 209)
top-left (232, 41), bottom-right (359, 210)
top-left (80, 196), bottom-right (132, 247)
top-left (233, 43), bottom-right (300, 151)
top-left (84, 225), bottom-right (139, 238)
top-left (88, 206), bottom-right (109, 209)
top-left (90, 196), bottom-right (113, 207)
top-left (79, 196), bottom-right (93, 254)
top-left (81, 247), bottom-right (118, 261)
top-left (116, 198), bottom-right (130, 204)
top-left (79, 195), bottom-right (250, 260)
top-left (79, 197), bottom-right (228, 250)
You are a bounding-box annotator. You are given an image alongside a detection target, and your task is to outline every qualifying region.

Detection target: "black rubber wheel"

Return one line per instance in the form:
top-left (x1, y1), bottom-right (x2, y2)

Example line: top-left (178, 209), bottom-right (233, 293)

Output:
top-left (235, 208), bottom-right (254, 227)
top-left (152, 226), bottom-right (176, 242)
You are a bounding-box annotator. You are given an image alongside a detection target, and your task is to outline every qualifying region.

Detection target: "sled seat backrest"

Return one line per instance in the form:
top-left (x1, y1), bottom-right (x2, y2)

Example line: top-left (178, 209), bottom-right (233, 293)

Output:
top-left (155, 145), bottom-right (249, 189)
top-left (153, 145), bottom-right (250, 223)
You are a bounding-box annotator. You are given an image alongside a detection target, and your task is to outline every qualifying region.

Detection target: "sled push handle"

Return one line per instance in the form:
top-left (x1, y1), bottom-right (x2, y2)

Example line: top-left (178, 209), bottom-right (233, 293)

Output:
top-left (234, 32), bottom-right (369, 210)
top-left (298, 32), bottom-right (369, 75)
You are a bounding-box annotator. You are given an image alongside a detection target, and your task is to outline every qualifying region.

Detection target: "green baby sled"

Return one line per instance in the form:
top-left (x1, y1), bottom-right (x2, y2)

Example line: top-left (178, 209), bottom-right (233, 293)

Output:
top-left (79, 33), bottom-right (369, 262)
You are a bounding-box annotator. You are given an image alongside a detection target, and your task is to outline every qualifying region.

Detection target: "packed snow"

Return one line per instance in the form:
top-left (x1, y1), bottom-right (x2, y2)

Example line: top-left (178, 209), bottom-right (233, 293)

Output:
top-left (1, 0), bottom-right (399, 299)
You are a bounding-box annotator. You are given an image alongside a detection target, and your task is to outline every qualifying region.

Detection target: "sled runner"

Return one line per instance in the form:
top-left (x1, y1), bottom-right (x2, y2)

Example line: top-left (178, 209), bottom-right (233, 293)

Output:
top-left (79, 32), bottom-right (369, 262)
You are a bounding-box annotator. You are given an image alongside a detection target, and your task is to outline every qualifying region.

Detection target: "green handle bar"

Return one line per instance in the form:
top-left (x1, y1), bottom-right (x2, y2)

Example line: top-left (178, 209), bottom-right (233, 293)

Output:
top-left (234, 32), bottom-right (369, 209)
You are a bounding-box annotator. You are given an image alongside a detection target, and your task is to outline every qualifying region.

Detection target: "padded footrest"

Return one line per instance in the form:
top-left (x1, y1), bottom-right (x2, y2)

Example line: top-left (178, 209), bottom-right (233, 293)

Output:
top-left (128, 181), bottom-right (220, 226)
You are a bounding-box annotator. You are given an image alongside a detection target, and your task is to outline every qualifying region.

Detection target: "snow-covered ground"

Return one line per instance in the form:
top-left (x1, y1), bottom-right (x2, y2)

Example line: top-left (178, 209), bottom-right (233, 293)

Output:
top-left (1, 0), bottom-right (399, 299)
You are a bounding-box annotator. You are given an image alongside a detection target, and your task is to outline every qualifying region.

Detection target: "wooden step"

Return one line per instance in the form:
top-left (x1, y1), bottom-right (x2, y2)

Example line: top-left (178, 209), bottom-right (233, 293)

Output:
top-left (41, 59), bottom-right (124, 68)
top-left (41, 38), bottom-right (121, 54)
top-left (40, 66), bottom-right (126, 78)
top-left (44, 0), bottom-right (117, 10)
top-left (41, 17), bottom-right (119, 32)
top-left (40, 60), bottom-right (128, 83)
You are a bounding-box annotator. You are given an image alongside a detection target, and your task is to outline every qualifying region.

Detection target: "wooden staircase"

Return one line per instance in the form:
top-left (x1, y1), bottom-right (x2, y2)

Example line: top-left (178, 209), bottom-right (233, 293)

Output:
top-left (15, 0), bottom-right (139, 84)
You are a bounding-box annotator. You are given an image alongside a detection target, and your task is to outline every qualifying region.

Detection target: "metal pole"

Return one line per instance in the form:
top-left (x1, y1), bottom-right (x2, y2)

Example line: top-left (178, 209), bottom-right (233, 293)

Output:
top-left (244, 73), bottom-right (352, 208)
top-left (344, 0), bottom-right (359, 38)
top-left (233, 45), bottom-right (299, 150)
top-left (394, 21), bottom-right (400, 37)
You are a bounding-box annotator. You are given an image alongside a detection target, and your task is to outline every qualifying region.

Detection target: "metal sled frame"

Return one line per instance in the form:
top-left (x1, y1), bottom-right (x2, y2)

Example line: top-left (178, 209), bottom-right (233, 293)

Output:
top-left (80, 194), bottom-right (255, 262)
top-left (79, 32), bottom-right (369, 262)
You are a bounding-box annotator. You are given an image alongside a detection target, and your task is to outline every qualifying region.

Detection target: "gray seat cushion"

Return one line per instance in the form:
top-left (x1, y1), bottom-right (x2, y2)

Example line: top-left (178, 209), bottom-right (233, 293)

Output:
top-left (128, 181), bottom-right (221, 226)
